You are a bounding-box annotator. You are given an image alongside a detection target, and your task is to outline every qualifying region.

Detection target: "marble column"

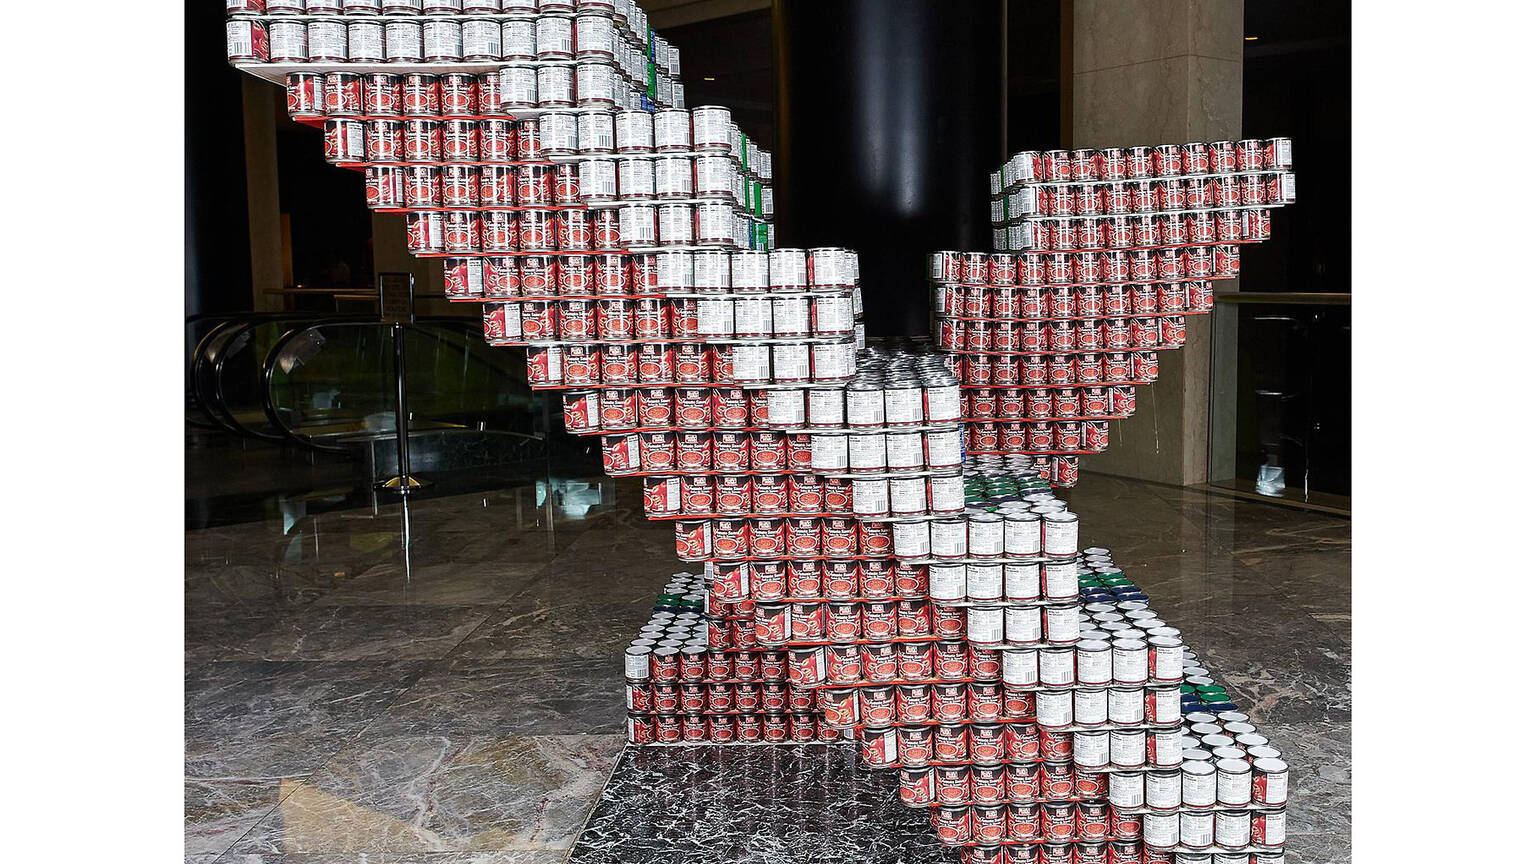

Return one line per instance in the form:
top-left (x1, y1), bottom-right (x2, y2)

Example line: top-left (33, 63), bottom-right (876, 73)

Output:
top-left (1067, 0), bottom-right (1243, 486)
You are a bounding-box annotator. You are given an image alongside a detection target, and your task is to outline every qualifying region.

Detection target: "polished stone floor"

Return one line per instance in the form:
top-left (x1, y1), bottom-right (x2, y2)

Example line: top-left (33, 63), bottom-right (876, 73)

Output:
top-left (186, 470), bottom-right (1350, 864)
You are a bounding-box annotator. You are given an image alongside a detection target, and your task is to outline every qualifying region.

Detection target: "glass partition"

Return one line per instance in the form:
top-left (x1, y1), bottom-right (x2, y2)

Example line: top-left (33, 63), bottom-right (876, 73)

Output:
top-left (1208, 294), bottom-right (1351, 508)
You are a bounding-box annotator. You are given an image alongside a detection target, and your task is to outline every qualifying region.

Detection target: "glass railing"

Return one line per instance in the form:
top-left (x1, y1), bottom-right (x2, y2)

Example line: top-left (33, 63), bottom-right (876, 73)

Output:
top-left (1207, 293), bottom-right (1351, 509)
top-left (262, 318), bottom-right (548, 455)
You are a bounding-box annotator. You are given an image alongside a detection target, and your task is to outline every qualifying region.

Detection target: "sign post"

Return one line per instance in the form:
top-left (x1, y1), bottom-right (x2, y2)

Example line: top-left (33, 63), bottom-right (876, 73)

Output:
top-left (376, 272), bottom-right (427, 493)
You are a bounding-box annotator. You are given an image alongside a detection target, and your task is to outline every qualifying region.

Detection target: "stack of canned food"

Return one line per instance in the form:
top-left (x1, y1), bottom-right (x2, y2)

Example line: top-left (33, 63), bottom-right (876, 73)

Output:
top-left (654, 345), bottom-right (967, 556)
top-left (226, 0), bottom-right (684, 110)
top-left (635, 453), bottom-right (1295, 859)
top-left (228, 21), bottom-right (1294, 858)
top-left (487, 246), bottom-right (856, 390)
top-left (280, 76), bottom-right (771, 260)
top-left (717, 465), bottom-right (1163, 859)
top-left (988, 139), bottom-right (1295, 253)
top-left (229, 0), bottom-right (793, 392)
top-left (930, 137), bottom-right (1298, 486)
top-left (622, 571), bottom-right (846, 744)
top-left (859, 521), bottom-right (1291, 863)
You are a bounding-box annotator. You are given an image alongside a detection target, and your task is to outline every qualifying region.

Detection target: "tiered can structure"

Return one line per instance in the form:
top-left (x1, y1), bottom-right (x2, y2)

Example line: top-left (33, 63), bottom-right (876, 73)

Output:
top-left (228, 0), bottom-right (686, 109)
top-left (623, 343), bottom-right (967, 744)
top-left (226, 13), bottom-right (1295, 859)
top-left (621, 571), bottom-right (843, 744)
top-left (931, 139), bottom-right (1297, 488)
top-left (226, 0), bottom-right (780, 402)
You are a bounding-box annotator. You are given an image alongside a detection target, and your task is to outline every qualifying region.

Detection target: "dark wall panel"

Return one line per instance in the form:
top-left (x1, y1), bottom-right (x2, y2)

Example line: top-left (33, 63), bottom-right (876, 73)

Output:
top-left (185, 2), bottom-right (253, 317)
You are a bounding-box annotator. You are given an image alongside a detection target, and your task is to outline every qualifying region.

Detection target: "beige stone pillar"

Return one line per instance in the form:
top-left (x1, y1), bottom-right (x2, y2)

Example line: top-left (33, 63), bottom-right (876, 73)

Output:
top-left (241, 78), bottom-right (286, 313)
top-left (1068, 0), bottom-right (1243, 486)
top-left (372, 213), bottom-right (457, 318)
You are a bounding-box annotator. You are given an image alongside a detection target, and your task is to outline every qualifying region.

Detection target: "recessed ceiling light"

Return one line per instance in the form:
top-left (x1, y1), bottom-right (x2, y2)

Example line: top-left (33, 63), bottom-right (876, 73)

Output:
top-left (703, 76), bottom-right (716, 81)
top-left (1244, 36), bottom-right (1258, 41)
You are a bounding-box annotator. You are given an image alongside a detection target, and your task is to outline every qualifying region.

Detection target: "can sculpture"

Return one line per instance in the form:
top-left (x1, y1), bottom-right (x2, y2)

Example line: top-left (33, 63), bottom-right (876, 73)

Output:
top-left (226, 4), bottom-right (1295, 859)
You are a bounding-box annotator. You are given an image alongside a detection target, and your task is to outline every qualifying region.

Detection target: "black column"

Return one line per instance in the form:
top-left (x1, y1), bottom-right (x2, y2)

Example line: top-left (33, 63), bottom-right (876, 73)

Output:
top-left (773, 0), bottom-right (1005, 337)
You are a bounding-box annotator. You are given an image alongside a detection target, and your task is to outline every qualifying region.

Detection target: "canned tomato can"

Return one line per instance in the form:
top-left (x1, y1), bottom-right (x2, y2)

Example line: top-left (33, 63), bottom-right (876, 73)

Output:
top-left (516, 210), bottom-right (557, 253)
top-left (322, 119), bottom-right (365, 164)
top-left (972, 802), bottom-right (1007, 843)
top-left (1253, 136), bottom-right (1294, 172)
top-left (1040, 149), bottom-right (1071, 181)
top-left (322, 72), bottom-right (364, 117)
top-left (601, 431), bottom-right (642, 474)
top-left (1232, 138), bottom-right (1266, 172)
top-left (712, 475), bottom-right (749, 514)
top-left (562, 390), bottom-right (601, 433)
top-left (363, 118), bottom-right (403, 162)
top-left (1251, 809), bottom-right (1287, 848)
top-left (641, 475), bottom-right (684, 518)
top-left (675, 431), bottom-right (712, 473)
top-left (933, 805), bottom-right (971, 846)
top-left (1215, 758), bottom-right (1253, 805)
top-left (293, 20), bottom-right (345, 62)
top-left (510, 254), bottom-right (551, 295)
top-left (551, 164), bottom-right (584, 207)
top-left (285, 73), bottom-right (324, 119)
top-left (540, 343), bottom-right (585, 387)
top-left (364, 165), bottom-right (405, 208)
top-left (490, 66), bottom-right (535, 110)
top-left (599, 344), bottom-right (639, 384)
top-left (635, 108), bottom-right (688, 153)
top-left (534, 66), bottom-right (575, 108)
top-left (400, 119), bottom-right (439, 162)
top-left (1250, 757), bottom-right (1289, 805)
top-left (264, 19), bottom-right (311, 62)
top-left (399, 210), bottom-right (442, 253)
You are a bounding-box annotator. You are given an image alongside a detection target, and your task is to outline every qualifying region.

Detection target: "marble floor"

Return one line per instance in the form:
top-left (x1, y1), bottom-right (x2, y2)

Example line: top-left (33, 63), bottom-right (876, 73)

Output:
top-left (185, 470), bottom-right (1351, 864)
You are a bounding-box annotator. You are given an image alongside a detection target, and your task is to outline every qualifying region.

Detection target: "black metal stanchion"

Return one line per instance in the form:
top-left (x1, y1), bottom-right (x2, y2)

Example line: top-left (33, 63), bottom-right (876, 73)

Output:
top-left (377, 272), bottom-right (428, 494)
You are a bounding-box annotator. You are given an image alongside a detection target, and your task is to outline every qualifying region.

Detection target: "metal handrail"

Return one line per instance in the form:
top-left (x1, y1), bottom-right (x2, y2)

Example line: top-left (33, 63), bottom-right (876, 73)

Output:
top-left (188, 313), bottom-right (363, 433)
top-left (189, 320), bottom-right (245, 432)
top-left (214, 321), bottom-right (293, 443)
top-left (207, 314), bottom-right (375, 442)
top-left (259, 317), bottom-right (381, 452)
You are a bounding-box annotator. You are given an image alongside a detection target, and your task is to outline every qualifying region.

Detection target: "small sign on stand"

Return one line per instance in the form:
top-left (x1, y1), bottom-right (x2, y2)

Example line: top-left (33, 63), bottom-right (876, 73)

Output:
top-left (376, 272), bottom-right (428, 493)
top-left (378, 271), bottom-right (415, 324)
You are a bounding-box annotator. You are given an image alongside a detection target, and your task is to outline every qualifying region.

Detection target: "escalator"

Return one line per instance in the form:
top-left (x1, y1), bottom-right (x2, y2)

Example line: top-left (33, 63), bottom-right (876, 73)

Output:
top-left (189, 313), bottom-right (366, 438)
top-left (187, 313), bottom-right (601, 527)
top-left (262, 317), bottom-right (553, 471)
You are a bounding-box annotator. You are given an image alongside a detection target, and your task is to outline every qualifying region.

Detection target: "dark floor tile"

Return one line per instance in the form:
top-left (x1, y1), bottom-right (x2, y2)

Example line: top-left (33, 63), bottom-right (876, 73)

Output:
top-left (1259, 720), bottom-right (1351, 839)
top-left (186, 606), bottom-right (493, 663)
top-left (184, 561), bottom-right (340, 613)
top-left (1283, 832), bottom-right (1351, 864)
top-left (185, 661), bottom-right (430, 780)
top-left (450, 597), bottom-right (655, 661)
top-left (1194, 640), bottom-right (1352, 726)
top-left (1232, 548), bottom-right (1353, 614)
top-left (365, 659), bottom-right (625, 736)
top-left (309, 561), bottom-right (539, 608)
top-left (185, 780), bottom-right (283, 857)
top-left (224, 734), bottom-right (623, 856)
top-left (569, 744), bottom-right (949, 864)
